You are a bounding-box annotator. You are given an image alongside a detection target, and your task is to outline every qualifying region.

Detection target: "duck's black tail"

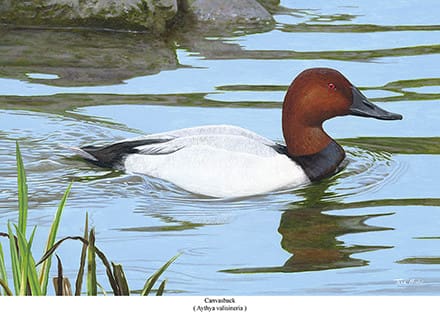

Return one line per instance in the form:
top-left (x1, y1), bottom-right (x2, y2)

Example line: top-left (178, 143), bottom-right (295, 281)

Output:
top-left (70, 138), bottom-right (169, 169)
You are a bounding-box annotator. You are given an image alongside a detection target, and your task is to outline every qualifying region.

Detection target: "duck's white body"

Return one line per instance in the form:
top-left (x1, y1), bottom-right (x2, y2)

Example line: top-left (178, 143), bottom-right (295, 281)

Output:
top-left (120, 125), bottom-right (309, 198)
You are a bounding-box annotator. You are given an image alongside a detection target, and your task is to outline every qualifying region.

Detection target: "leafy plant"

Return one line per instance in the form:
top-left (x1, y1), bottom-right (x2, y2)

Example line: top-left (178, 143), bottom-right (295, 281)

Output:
top-left (0, 143), bottom-right (178, 296)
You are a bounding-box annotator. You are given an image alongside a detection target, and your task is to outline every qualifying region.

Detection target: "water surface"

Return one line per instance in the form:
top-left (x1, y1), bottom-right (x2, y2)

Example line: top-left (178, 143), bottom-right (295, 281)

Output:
top-left (0, 0), bottom-right (439, 295)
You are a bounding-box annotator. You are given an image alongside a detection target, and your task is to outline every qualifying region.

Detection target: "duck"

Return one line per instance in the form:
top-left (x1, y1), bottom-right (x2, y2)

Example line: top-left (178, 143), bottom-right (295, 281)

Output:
top-left (73, 68), bottom-right (402, 198)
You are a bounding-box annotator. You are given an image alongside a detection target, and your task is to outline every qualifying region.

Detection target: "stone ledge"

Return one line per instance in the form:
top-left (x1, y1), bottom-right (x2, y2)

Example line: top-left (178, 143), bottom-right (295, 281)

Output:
top-left (0, 0), bottom-right (277, 33)
top-left (185, 0), bottom-right (274, 24)
top-left (0, 0), bottom-right (178, 32)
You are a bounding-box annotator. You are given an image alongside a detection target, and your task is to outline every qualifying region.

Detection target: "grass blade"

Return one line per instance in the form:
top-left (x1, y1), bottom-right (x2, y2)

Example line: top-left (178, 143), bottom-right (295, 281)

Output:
top-left (35, 234), bottom-right (120, 295)
top-left (141, 253), bottom-right (180, 296)
top-left (87, 228), bottom-right (97, 296)
top-left (27, 255), bottom-right (41, 295)
top-left (29, 232), bottom-right (121, 296)
top-left (112, 262), bottom-right (129, 296)
top-left (53, 255), bottom-right (72, 296)
top-left (16, 226), bottom-right (30, 295)
top-left (94, 247), bottom-right (119, 295)
top-left (16, 142), bottom-right (28, 238)
top-left (0, 278), bottom-right (13, 296)
top-left (0, 241), bottom-right (9, 295)
top-left (7, 223), bottom-right (20, 295)
top-left (156, 279), bottom-right (167, 296)
top-left (53, 277), bottom-right (73, 296)
top-left (53, 254), bottom-right (72, 296)
top-left (25, 227), bottom-right (41, 296)
top-left (75, 213), bottom-right (88, 296)
top-left (37, 236), bottom-right (86, 266)
top-left (39, 182), bottom-right (72, 295)
top-left (54, 254), bottom-right (63, 296)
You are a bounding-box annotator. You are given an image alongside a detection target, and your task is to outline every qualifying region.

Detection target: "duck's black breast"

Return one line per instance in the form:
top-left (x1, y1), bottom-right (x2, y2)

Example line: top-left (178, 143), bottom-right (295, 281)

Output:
top-left (273, 140), bottom-right (346, 181)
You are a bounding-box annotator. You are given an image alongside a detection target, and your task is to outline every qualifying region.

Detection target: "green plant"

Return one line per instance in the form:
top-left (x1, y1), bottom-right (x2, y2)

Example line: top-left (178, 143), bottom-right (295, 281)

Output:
top-left (0, 143), bottom-right (178, 296)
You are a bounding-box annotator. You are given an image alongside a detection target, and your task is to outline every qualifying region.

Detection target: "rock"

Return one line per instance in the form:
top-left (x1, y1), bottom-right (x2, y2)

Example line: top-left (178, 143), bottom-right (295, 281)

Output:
top-left (0, 0), bottom-right (278, 33)
top-left (256, 0), bottom-right (280, 11)
top-left (185, 0), bottom-right (274, 24)
top-left (0, 0), bottom-right (178, 33)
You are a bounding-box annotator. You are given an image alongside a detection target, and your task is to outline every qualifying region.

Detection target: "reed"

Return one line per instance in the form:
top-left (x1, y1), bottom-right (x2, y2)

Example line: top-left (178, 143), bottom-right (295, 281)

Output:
top-left (0, 142), bottom-right (178, 296)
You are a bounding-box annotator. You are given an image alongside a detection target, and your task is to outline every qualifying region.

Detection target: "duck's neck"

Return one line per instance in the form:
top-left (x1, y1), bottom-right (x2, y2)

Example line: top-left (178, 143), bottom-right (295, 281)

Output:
top-left (282, 116), bottom-right (346, 181)
top-left (283, 124), bottom-right (332, 156)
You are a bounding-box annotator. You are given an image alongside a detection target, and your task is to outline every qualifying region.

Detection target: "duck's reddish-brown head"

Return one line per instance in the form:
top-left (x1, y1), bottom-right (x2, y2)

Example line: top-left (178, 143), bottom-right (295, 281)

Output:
top-left (282, 68), bottom-right (402, 156)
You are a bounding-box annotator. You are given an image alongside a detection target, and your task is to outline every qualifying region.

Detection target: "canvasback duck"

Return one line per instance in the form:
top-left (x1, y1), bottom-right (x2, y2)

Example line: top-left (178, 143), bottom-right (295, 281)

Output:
top-left (73, 68), bottom-right (402, 198)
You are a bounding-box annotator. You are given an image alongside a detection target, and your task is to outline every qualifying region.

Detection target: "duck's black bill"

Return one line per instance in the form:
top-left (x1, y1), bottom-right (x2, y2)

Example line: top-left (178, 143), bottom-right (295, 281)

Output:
top-left (349, 87), bottom-right (403, 120)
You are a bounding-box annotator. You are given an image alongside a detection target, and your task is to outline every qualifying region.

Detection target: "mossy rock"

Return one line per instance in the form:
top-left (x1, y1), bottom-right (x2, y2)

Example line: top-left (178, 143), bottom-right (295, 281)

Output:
top-left (0, 0), bottom-right (278, 33)
top-left (0, 0), bottom-right (178, 33)
top-left (185, 0), bottom-right (274, 25)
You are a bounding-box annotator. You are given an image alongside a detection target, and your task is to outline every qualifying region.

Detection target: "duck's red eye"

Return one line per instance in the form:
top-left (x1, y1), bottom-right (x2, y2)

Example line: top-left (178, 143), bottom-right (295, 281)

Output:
top-left (328, 83), bottom-right (336, 90)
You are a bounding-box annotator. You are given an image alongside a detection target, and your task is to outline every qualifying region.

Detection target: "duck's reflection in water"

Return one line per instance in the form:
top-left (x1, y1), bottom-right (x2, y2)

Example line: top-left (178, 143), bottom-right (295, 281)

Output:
top-left (223, 175), bottom-right (393, 274)
top-left (277, 207), bottom-right (392, 272)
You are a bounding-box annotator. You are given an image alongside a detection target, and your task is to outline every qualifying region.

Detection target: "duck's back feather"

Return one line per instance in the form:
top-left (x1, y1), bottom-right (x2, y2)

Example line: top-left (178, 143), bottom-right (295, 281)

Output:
top-left (77, 125), bottom-right (278, 168)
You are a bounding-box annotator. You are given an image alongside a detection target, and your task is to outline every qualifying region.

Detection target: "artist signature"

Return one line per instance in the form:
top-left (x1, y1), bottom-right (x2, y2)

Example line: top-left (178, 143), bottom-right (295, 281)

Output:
top-left (394, 278), bottom-right (424, 286)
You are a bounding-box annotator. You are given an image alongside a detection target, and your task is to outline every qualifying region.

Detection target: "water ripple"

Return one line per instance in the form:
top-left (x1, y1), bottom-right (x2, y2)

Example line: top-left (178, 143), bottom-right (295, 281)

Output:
top-left (329, 146), bottom-right (407, 199)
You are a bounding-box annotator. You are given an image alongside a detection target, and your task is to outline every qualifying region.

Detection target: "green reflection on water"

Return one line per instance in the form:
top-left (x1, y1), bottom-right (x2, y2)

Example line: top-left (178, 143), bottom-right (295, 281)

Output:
top-left (339, 137), bottom-right (440, 155)
top-left (216, 77), bottom-right (440, 103)
top-left (0, 28), bottom-right (439, 90)
top-left (364, 78), bottom-right (440, 102)
top-left (0, 29), bottom-right (179, 87)
top-left (281, 23), bottom-right (440, 33)
top-left (118, 221), bottom-right (204, 232)
top-left (118, 211), bottom-right (206, 232)
top-left (197, 44), bottom-right (440, 61)
top-left (397, 257), bottom-right (440, 264)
